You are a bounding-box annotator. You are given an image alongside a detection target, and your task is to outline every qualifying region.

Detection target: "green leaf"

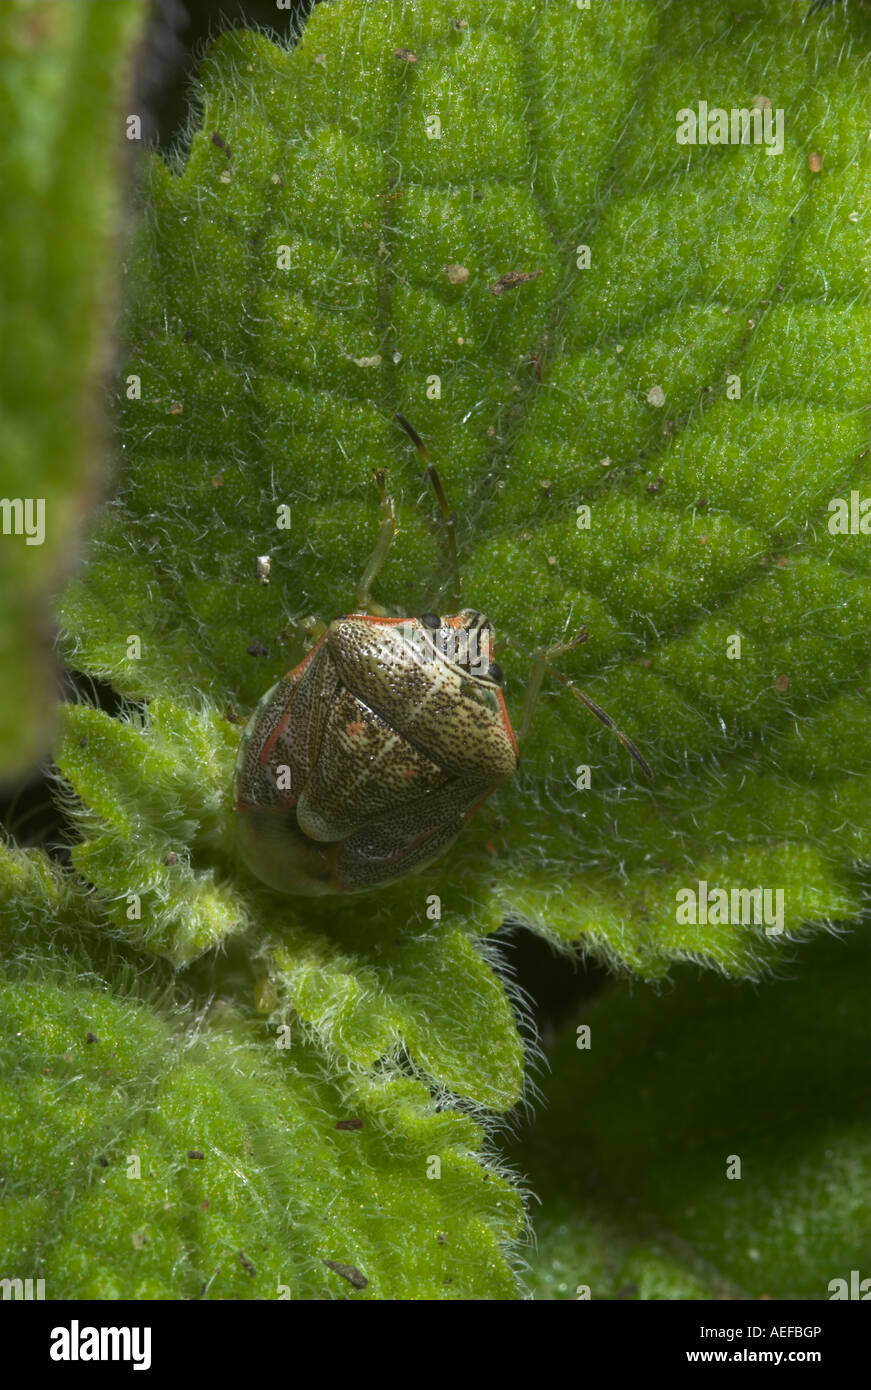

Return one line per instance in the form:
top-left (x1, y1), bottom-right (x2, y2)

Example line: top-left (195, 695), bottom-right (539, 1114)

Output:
top-left (0, 0), bottom-right (146, 781)
top-left (55, 698), bottom-right (248, 964)
top-left (55, 698), bottom-right (524, 1107)
top-left (57, 0), bottom-right (869, 986)
top-left (265, 918), bottom-right (525, 1111)
top-left (511, 929), bottom-right (870, 1300)
top-left (0, 844), bottom-right (522, 1299)
top-left (6, 0), bottom-right (867, 1301)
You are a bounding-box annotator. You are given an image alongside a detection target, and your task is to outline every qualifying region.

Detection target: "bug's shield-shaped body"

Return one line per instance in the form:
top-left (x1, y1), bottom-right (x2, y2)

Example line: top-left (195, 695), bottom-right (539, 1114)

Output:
top-left (233, 613), bottom-right (518, 894)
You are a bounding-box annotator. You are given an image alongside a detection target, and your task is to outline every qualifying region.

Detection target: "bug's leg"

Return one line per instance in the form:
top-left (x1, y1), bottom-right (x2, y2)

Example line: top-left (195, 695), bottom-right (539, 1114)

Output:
top-left (395, 413), bottom-right (461, 611)
top-left (277, 613), bottom-right (327, 656)
top-left (515, 629), bottom-right (653, 780)
top-left (301, 615), bottom-right (328, 643)
top-left (280, 612), bottom-right (327, 647)
top-left (355, 468), bottom-right (396, 615)
top-left (514, 629), bottom-right (589, 739)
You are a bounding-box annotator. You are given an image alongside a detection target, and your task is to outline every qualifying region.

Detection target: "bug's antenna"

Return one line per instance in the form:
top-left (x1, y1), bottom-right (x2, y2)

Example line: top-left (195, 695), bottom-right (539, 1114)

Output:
top-left (515, 631), bottom-right (653, 780)
top-left (547, 666), bottom-right (653, 779)
top-left (355, 468), bottom-right (396, 614)
top-left (395, 413), bottom-right (461, 610)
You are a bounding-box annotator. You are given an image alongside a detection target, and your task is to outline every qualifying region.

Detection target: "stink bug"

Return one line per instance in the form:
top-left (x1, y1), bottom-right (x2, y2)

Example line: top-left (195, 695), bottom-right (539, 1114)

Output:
top-left (233, 416), bottom-right (650, 895)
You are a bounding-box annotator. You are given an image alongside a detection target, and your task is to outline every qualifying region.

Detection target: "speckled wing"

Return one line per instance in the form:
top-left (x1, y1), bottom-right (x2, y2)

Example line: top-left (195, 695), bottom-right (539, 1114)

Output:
top-left (334, 778), bottom-right (487, 890)
top-left (326, 618), bottom-right (518, 783)
top-left (233, 639), bottom-right (340, 811)
top-left (295, 685), bottom-right (451, 841)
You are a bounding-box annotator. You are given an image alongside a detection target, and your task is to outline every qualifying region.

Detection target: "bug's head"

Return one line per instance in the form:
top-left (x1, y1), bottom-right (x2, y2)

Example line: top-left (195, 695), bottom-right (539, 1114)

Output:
top-left (418, 609), bottom-right (504, 686)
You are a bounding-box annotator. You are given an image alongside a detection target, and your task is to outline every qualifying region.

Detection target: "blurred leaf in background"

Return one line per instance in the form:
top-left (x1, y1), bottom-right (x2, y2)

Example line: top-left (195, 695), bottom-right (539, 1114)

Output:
top-left (511, 929), bottom-right (870, 1299)
top-left (0, 0), bottom-right (146, 784)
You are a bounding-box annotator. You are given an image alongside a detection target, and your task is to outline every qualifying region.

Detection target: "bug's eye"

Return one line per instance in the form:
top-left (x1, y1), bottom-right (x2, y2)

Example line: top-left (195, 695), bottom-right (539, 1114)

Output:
top-left (420, 613), bottom-right (440, 629)
top-left (486, 662), bottom-right (504, 684)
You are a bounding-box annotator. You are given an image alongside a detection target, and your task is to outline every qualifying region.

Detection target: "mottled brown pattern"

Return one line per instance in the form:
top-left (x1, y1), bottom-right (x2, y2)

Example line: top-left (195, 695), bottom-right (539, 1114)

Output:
top-left (297, 687), bottom-right (450, 841)
top-left (327, 618), bottom-right (517, 780)
top-left (233, 613), bottom-right (518, 894)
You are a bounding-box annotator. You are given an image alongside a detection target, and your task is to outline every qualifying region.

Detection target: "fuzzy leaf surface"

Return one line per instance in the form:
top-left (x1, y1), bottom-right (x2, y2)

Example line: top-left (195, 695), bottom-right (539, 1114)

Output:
top-left (0, 844), bottom-right (522, 1300)
top-left (58, 0), bottom-right (870, 987)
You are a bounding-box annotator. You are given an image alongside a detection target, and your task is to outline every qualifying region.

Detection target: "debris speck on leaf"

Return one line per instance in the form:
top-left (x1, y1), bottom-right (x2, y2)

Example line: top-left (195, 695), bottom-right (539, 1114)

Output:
top-left (490, 269), bottom-right (543, 296)
top-left (323, 1258), bottom-right (368, 1289)
top-left (446, 263), bottom-right (469, 284)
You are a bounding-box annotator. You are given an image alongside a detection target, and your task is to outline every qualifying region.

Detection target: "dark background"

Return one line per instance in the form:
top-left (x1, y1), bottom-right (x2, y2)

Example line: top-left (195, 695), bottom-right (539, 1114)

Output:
top-left (141, 0), bottom-right (315, 153)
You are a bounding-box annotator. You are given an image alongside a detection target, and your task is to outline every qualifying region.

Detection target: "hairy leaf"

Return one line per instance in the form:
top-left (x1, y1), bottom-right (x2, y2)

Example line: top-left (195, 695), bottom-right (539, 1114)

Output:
top-left (6, 0), bottom-right (867, 1301)
top-left (0, 844), bottom-right (522, 1299)
top-left (57, 0), bottom-right (869, 986)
